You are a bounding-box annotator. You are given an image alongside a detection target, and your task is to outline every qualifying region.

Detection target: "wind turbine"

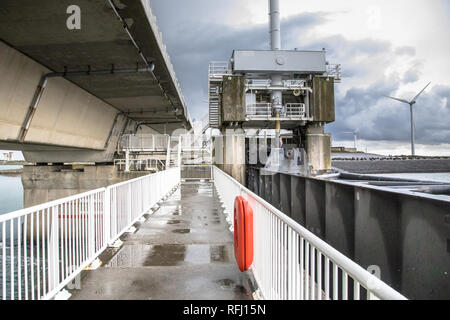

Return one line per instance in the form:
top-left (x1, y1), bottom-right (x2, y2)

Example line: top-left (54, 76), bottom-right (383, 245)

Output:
top-left (343, 129), bottom-right (359, 150)
top-left (385, 82), bottom-right (431, 156)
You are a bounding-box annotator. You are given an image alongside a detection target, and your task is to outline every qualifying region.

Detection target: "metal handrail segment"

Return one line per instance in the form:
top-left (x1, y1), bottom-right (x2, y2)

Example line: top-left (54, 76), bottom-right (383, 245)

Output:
top-left (0, 168), bottom-right (180, 300)
top-left (212, 166), bottom-right (407, 300)
top-left (0, 165), bottom-right (406, 300)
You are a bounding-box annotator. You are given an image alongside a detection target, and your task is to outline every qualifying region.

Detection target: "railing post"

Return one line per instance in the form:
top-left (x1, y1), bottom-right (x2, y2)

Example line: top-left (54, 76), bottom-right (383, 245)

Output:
top-left (128, 183), bottom-right (132, 226)
top-left (125, 150), bottom-right (130, 172)
top-left (104, 188), bottom-right (111, 245)
top-left (88, 194), bottom-right (95, 257)
top-left (48, 205), bottom-right (60, 291)
top-left (166, 136), bottom-right (171, 169)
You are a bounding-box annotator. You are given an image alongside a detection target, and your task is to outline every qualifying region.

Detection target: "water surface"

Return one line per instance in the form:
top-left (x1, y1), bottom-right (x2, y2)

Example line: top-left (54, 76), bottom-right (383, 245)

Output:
top-left (368, 172), bottom-right (450, 183)
top-left (0, 165), bottom-right (23, 215)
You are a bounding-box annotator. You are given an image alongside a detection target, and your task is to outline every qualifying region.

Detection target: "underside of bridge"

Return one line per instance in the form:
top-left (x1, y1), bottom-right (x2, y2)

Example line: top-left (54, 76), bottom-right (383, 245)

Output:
top-left (0, 0), bottom-right (191, 162)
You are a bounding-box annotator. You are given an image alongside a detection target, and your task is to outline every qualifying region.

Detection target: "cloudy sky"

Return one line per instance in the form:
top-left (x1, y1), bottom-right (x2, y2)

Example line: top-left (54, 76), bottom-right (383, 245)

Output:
top-left (150, 0), bottom-right (450, 156)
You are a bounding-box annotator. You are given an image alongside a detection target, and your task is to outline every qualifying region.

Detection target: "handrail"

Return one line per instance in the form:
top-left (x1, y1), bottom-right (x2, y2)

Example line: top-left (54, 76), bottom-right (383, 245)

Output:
top-left (212, 166), bottom-right (407, 300)
top-left (0, 188), bottom-right (104, 223)
top-left (0, 167), bottom-right (180, 300)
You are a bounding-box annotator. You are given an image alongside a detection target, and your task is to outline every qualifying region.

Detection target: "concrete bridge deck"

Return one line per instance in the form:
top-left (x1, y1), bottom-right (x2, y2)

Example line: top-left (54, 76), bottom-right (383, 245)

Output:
top-left (0, 0), bottom-right (191, 163)
top-left (70, 181), bottom-right (253, 300)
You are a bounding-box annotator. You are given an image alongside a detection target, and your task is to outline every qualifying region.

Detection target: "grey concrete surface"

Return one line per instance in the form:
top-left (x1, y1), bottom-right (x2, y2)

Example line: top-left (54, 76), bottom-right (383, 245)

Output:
top-left (0, 0), bottom-right (191, 159)
top-left (21, 164), bottom-right (147, 207)
top-left (70, 181), bottom-right (253, 300)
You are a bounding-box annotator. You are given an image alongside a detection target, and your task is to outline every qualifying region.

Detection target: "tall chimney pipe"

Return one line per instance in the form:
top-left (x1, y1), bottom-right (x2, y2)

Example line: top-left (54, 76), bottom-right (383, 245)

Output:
top-left (269, 0), bottom-right (282, 147)
top-left (269, 0), bottom-right (281, 50)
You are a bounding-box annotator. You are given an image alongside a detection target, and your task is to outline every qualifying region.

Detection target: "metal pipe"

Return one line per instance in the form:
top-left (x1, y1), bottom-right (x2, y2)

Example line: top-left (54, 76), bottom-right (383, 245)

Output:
top-left (107, 0), bottom-right (181, 120)
top-left (269, 0), bottom-right (282, 146)
top-left (17, 66), bottom-right (155, 142)
top-left (269, 0), bottom-right (281, 50)
top-left (18, 75), bottom-right (50, 142)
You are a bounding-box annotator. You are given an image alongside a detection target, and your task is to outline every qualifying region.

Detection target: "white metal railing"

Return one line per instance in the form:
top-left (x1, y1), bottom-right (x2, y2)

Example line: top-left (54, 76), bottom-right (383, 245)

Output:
top-left (0, 167), bottom-right (180, 300)
top-left (325, 63), bottom-right (342, 83)
top-left (246, 103), bottom-right (272, 118)
top-left (108, 168), bottom-right (180, 244)
top-left (212, 166), bottom-right (407, 300)
top-left (246, 79), bottom-right (309, 90)
top-left (179, 134), bottom-right (213, 165)
top-left (246, 103), bottom-right (308, 119)
top-left (120, 134), bottom-right (169, 151)
top-left (113, 158), bottom-right (165, 172)
top-left (209, 61), bottom-right (231, 77)
top-left (285, 103), bottom-right (306, 118)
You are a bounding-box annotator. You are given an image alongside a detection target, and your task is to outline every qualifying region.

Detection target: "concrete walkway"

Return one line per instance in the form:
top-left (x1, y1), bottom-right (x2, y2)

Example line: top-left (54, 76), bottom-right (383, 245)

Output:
top-left (70, 181), bottom-right (253, 300)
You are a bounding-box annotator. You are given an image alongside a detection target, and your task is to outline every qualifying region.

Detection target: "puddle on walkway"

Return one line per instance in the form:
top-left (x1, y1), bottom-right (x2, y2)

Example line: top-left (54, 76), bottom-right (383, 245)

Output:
top-left (105, 244), bottom-right (233, 267)
top-left (172, 228), bottom-right (190, 234)
top-left (216, 278), bottom-right (248, 295)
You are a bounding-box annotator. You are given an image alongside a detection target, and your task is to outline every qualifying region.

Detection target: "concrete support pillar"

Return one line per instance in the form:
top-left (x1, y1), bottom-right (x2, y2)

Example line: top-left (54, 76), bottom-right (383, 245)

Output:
top-left (22, 164), bottom-right (146, 208)
top-left (306, 124), bottom-right (331, 175)
top-left (222, 128), bottom-right (246, 185)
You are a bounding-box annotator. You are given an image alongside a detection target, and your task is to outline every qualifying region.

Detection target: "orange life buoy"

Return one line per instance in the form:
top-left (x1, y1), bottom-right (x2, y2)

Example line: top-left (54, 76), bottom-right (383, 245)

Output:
top-left (234, 196), bottom-right (254, 272)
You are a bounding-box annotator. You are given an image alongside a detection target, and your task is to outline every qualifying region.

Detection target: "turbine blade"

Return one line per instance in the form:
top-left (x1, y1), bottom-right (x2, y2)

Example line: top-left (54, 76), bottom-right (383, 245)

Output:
top-left (385, 95), bottom-right (410, 104)
top-left (412, 82), bottom-right (431, 102)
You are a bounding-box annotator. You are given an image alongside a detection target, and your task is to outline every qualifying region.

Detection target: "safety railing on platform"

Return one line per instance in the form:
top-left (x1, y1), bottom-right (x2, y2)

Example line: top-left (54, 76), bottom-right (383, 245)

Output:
top-left (246, 103), bottom-right (309, 120)
top-left (114, 158), bottom-right (165, 172)
top-left (0, 167), bottom-right (180, 300)
top-left (208, 61), bottom-right (231, 78)
top-left (212, 166), bottom-right (407, 300)
top-left (285, 103), bottom-right (307, 118)
top-left (246, 103), bottom-right (272, 118)
top-left (120, 134), bottom-right (169, 151)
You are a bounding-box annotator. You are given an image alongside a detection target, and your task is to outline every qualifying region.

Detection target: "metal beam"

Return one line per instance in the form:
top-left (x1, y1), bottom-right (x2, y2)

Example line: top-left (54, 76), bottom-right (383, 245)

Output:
top-left (17, 66), bottom-right (155, 142)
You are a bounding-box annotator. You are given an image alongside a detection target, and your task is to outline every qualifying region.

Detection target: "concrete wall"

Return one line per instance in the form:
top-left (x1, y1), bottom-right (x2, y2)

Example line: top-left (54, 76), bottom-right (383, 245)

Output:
top-left (22, 164), bottom-right (146, 208)
top-left (0, 41), bottom-right (118, 151)
top-left (219, 129), bottom-right (246, 185)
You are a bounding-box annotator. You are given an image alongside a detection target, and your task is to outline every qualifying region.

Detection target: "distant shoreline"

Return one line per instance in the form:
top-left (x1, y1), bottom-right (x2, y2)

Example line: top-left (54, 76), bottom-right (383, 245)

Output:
top-left (0, 169), bottom-right (22, 177)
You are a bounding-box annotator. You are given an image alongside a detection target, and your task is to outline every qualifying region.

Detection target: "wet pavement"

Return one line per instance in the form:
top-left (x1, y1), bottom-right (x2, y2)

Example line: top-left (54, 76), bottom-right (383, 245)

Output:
top-left (70, 181), bottom-right (253, 300)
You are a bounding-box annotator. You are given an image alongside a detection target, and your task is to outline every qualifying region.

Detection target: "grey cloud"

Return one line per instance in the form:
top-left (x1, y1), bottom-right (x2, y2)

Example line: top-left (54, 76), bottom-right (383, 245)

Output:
top-left (151, 0), bottom-right (328, 120)
top-left (402, 69), bottom-right (420, 84)
top-left (395, 46), bottom-right (416, 56)
top-left (327, 84), bottom-right (450, 145)
top-left (149, 1), bottom-right (450, 145)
